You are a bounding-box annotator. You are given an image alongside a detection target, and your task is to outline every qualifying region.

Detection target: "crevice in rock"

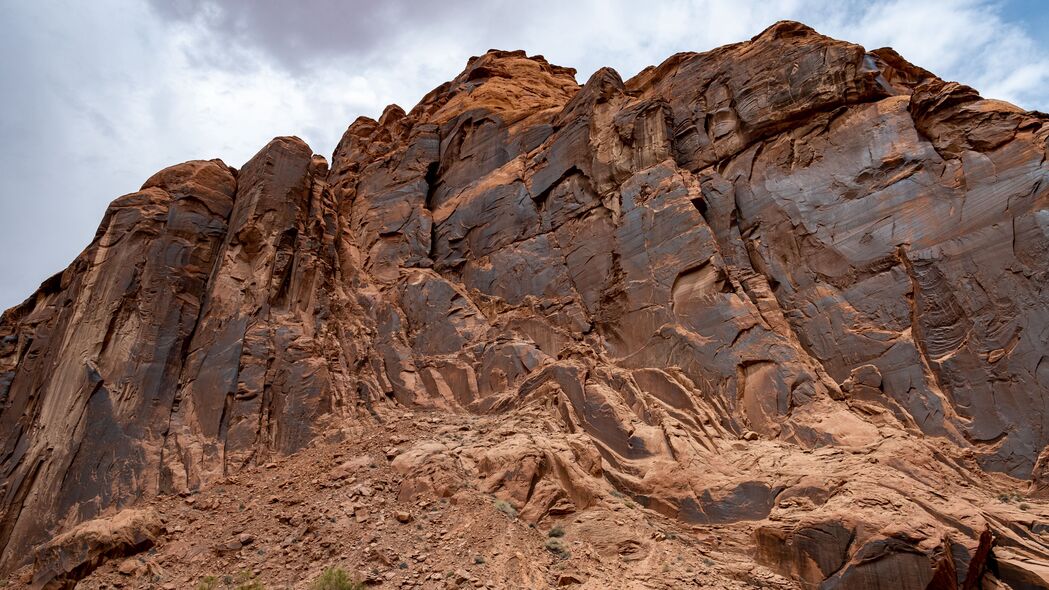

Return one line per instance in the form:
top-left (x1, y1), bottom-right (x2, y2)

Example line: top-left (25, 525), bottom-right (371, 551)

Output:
top-left (159, 177), bottom-right (240, 494)
top-left (269, 228), bottom-right (299, 308)
top-left (961, 528), bottom-right (993, 590)
top-left (423, 161), bottom-right (440, 212)
top-left (217, 372), bottom-right (238, 477)
top-left (896, 246), bottom-right (955, 415)
top-left (689, 196), bottom-right (708, 220)
top-left (531, 165), bottom-right (582, 212)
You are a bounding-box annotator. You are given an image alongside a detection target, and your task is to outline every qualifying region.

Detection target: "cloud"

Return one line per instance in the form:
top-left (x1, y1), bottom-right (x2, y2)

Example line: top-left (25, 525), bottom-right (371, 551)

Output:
top-left (0, 0), bottom-right (1046, 310)
top-left (148, 0), bottom-right (485, 72)
top-left (821, 0), bottom-right (1049, 110)
top-left (144, 0), bottom-right (1049, 112)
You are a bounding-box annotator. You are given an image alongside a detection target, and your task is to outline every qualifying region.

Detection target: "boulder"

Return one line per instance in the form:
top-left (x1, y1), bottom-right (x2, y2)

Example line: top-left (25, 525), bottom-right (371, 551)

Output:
top-left (31, 509), bottom-right (163, 590)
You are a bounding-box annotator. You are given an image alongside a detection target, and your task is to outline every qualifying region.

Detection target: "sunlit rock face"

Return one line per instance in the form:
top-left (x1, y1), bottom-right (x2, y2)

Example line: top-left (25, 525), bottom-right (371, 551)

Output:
top-left (2, 21), bottom-right (1048, 589)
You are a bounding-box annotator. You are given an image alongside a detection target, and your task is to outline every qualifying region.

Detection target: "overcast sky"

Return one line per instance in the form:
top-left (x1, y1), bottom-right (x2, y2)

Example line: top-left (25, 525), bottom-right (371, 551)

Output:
top-left (1, 0), bottom-right (1047, 311)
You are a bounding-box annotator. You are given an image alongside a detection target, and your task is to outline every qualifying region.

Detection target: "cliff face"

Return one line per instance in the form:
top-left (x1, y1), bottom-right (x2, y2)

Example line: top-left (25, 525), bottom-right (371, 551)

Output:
top-left (3, 21), bottom-right (1049, 589)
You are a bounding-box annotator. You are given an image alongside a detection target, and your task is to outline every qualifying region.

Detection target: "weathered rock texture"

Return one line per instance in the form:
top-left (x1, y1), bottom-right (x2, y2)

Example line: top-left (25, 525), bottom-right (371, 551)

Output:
top-left (2, 21), bottom-right (1049, 589)
top-left (31, 509), bottom-right (162, 590)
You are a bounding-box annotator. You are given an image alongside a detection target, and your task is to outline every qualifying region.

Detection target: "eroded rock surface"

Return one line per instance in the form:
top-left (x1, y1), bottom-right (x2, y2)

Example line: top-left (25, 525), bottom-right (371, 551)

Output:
top-left (31, 509), bottom-right (162, 590)
top-left (2, 21), bottom-right (1049, 589)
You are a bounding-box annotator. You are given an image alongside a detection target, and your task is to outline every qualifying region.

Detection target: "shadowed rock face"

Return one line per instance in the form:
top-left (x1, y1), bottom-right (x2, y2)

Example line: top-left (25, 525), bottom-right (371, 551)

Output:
top-left (2, 21), bottom-right (1049, 589)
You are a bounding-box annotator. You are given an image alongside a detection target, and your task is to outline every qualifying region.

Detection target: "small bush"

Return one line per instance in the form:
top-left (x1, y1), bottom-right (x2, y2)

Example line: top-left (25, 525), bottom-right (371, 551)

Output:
top-left (1021, 502), bottom-right (1031, 510)
top-left (198, 572), bottom-right (265, 590)
top-left (548, 526), bottom-right (565, 538)
top-left (311, 567), bottom-right (363, 590)
top-left (545, 537), bottom-right (569, 558)
top-left (494, 499), bottom-right (517, 519)
top-left (474, 555), bottom-right (486, 565)
top-left (233, 571), bottom-right (265, 590)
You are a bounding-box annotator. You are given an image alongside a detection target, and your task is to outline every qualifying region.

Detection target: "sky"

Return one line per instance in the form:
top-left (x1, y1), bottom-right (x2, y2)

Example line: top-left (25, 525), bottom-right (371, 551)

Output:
top-left (1, 0), bottom-right (1047, 311)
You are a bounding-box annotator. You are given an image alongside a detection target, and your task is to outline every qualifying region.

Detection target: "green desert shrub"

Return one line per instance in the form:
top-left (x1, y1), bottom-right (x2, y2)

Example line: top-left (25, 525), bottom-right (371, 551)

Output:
top-left (311, 567), bottom-right (364, 590)
top-left (545, 537), bottom-right (569, 558)
top-left (196, 572), bottom-right (265, 590)
top-left (233, 571), bottom-right (265, 590)
top-left (493, 499), bottom-right (517, 519)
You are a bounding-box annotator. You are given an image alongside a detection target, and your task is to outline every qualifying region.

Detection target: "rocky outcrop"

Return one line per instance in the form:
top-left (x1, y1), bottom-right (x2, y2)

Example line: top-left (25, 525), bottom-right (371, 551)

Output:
top-left (31, 508), bottom-right (162, 590)
top-left (0, 159), bottom-right (236, 572)
top-left (2, 21), bottom-right (1048, 589)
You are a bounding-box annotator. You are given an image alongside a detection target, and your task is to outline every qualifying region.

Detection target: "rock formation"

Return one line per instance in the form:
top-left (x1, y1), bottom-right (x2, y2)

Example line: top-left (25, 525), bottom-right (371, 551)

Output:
top-left (2, 20), bottom-right (1049, 589)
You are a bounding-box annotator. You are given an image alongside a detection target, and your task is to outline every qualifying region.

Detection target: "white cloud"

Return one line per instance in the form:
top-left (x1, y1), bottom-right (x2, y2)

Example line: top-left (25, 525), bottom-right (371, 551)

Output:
top-left (1, 0), bottom-right (1046, 310)
top-left (821, 0), bottom-right (1049, 110)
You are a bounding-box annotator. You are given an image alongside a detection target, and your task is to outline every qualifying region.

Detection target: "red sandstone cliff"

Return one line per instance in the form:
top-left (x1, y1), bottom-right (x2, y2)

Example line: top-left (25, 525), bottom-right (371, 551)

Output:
top-left (2, 21), bottom-right (1049, 589)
